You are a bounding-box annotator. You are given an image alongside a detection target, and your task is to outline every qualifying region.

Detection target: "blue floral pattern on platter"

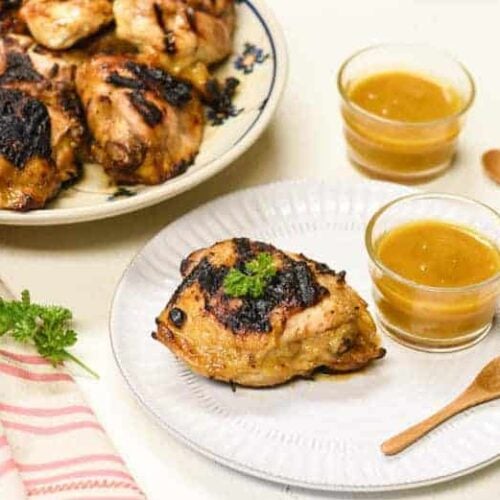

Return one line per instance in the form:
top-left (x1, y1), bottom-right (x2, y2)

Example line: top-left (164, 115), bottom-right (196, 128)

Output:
top-left (205, 41), bottom-right (270, 126)
top-left (234, 43), bottom-right (270, 74)
top-left (108, 187), bottom-right (137, 201)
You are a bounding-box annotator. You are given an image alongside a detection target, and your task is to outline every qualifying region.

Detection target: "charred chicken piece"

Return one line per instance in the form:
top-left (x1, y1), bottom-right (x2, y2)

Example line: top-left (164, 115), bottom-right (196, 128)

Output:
top-left (0, 87), bottom-right (59, 210)
top-left (0, 35), bottom-right (85, 210)
top-left (113, 0), bottom-right (238, 106)
top-left (155, 239), bottom-right (385, 388)
top-left (20, 0), bottom-right (113, 50)
top-left (75, 55), bottom-right (204, 185)
top-left (114, 0), bottom-right (235, 74)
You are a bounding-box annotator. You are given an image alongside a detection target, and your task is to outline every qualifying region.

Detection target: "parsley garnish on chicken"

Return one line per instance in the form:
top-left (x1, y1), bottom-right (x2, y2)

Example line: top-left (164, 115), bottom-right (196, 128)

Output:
top-left (223, 252), bottom-right (277, 298)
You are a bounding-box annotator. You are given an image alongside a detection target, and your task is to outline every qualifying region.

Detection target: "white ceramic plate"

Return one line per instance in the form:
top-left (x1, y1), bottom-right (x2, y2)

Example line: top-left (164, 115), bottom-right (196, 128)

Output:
top-left (0, 0), bottom-right (287, 226)
top-left (110, 180), bottom-right (500, 492)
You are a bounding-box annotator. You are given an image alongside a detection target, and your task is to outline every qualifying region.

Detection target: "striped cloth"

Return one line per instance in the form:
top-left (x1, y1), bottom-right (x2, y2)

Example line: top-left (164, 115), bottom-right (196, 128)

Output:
top-left (0, 337), bottom-right (145, 500)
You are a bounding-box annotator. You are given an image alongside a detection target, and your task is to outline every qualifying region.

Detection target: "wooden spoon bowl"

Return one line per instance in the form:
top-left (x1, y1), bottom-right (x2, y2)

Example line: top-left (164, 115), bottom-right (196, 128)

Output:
top-left (482, 149), bottom-right (500, 184)
top-left (476, 357), bottom-right (500, 391)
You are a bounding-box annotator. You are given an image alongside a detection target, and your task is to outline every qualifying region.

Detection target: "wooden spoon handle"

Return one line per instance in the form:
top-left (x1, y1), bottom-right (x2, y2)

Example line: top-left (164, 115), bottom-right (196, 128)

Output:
top-left (381, 394), bottom-right (472, 456)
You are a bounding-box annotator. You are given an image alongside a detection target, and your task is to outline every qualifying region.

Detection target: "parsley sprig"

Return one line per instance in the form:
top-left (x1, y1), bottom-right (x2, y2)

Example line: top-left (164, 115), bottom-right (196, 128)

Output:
top-left (223, 252), bottom-right (277, 299)
top-left (0, 290), bottom-right (98, 378)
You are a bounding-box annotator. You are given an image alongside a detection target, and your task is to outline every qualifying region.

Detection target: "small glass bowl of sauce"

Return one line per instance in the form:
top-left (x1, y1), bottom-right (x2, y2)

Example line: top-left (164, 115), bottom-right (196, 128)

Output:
top-left (338, 44), bottom-right (475, 181)
top-left (365, 193), bottom-right (500, 352)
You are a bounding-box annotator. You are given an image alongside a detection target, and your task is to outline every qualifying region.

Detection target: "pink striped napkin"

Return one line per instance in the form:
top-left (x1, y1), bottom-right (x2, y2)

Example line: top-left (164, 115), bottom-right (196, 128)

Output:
top-left (0, 335), bottom-right (145, 500)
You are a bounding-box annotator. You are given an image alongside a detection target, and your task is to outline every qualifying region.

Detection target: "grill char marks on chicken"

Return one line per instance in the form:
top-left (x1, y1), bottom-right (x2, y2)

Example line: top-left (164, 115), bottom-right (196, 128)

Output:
top-left (20, 0), bottom-right (113, 50)
top-left (0, 35), bottom-right (86, 210)
top-left (113, 0), bottom-right (235, 92)
top-left (127, 89), bottom-right (163, 127)
top-left (175, 239), bottom-right (328, 335)
top-left (0, 87), bottom-right (60, 210)
top-left (76, 55), bottom-right (203, 185)
top-left (106, 60), bottom-right (193, 109)
top-left (0, 86), bottom-right (51, 168)
top-left (0, 47), bottom-right (43, 83)
top-left (156, 239), bottom-right (386, 387)
top-left (1, 34), bottom-right (83, 84)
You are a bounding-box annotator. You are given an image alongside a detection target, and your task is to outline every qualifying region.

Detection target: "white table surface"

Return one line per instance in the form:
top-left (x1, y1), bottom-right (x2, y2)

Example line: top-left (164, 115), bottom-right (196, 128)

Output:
top-left (1, 0), bottom-right (500, 498)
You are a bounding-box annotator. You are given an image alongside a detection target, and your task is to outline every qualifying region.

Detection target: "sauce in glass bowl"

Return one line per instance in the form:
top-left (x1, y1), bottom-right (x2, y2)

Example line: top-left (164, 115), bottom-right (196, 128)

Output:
top-left (366, 194), bottom-right (500, 352)
top-left (348, 72), bottom-right (462, 123)
top-left (376, 220), bottom-right (500, 287)
top-left (338, 45), bottom-right (475, 181)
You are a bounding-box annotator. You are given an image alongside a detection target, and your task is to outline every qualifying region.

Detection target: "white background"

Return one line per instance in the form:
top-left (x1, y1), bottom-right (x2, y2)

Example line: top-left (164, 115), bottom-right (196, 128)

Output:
top-left (1, 0), bottom-right (499, 498)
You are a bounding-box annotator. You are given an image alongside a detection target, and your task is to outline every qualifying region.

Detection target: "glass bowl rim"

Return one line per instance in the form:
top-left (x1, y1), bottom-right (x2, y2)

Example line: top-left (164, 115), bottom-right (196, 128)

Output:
top-left (337, 43), bottom-right (476, 128)
top-left (365, 192), bottom-right (500, 293)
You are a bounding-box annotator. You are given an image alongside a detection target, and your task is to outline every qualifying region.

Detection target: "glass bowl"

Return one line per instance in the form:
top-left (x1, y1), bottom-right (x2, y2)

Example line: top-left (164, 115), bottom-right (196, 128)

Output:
top-left (365, 193), bottom-right (500, 352)
top-left (338, 44), bottom-right (475, 181)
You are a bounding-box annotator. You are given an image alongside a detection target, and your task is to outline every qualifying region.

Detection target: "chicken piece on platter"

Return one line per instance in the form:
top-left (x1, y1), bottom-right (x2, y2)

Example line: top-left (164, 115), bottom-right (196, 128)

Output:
top-left (114, 1), bottom-right (239, 115)
top-left (113, 0), bottom-right (235, 74)
top-left (155, 239), bottom-right (386, 387)
top-left (0, 87), bottom-right (59, 210)
top-left (75, 55), bottom-right (204, 185)
top-left (0, 35), bottom-right (85, 210)
top-left (20, 0), bottom-right (113, 50)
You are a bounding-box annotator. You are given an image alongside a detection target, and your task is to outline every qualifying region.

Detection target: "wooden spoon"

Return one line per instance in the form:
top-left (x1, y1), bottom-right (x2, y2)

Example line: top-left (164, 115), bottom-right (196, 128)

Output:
top-left (381, 356), bottom-right (500, 456)
top-left (482, 149), bottom-right (500, 184)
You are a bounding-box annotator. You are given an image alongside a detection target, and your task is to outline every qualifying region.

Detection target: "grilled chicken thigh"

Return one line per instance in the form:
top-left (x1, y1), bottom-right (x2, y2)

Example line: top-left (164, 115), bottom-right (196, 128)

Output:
top-left (0, 35), bottom-right (85, 209)
top-left (155, 239), bottom-right (385, 387)
top-left (114, 0), bottom-right (235, 66)
top-left (20, 0), bottom-right (113, 49)
top-left (76, 55), bottom-right (203, 184)
top-left (0, 87), bottom-right (58, 210)
top-left (114, 0), bottom-right (235, 89)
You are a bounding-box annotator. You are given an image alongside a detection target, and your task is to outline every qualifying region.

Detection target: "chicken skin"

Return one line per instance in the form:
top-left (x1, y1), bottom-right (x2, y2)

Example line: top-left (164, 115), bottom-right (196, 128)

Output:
top-left (20, 0), bottom-right (113, 50)
top-left (155, 239), bottom-right (385, 387)
top-left (75, 55), bottom-right (203, 185)
top-left (0, 35), bottom-right (85, 210)
top-left (114, 0), bottom-right (235, 65)
top-left (114, 0), bottom-right (235, 86)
